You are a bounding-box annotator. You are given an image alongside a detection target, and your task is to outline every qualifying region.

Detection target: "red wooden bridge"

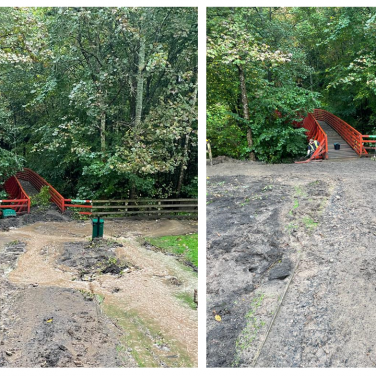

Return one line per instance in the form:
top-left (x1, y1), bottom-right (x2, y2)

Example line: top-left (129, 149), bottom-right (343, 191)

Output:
top-left (0, 168), bottom-right (92, 214)
top-left (296, 109), bottom-right (376, 163)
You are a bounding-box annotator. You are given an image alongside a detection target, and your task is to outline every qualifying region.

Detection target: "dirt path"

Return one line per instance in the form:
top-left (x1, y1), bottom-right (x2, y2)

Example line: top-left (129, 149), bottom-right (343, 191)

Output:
top-left (207, 158), bottom-right (376, 367)
top-left (0, 217), bottom-right (198, 367)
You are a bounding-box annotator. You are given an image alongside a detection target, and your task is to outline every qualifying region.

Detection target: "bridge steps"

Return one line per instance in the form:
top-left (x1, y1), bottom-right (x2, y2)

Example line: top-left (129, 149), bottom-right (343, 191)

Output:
top-left (317, 120), bottom-right (359, 159)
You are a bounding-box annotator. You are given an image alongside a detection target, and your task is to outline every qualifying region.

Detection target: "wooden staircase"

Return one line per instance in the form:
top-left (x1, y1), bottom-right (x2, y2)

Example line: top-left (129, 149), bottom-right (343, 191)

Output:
top-left (317, 120), bottom-right (358, 159)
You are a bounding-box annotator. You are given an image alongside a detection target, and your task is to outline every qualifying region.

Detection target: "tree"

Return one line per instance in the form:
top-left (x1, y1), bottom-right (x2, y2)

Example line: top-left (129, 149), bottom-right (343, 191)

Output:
top-left (0, 7), bottom-right (198, 199)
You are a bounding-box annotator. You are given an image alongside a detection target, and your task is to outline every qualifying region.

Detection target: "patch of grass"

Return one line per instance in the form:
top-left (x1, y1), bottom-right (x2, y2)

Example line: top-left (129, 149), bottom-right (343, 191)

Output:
top-left (289, 199), bottom-right (299, 215)
top-left (308, 180), bottom-right (320, 186)
top-left (239, 198), bottom-right (250, 207)
top-left (294, 185), bottom-right (306, 197)
top-left (303, 216), bottom-right (319, 231)
top-left (262, 185), bottom-right (273, 191)
top-left (286, 223), bottom-right (298, 233)
top-left (175, 292), bottom-right (197, 310)
top-left (145, 233), bottom-right (198, 267)
top-left (233, 293), bottom-right (266, 367)
top-left (103, 304), bottom-right (193, 367)
top-left (6, 240), bottom-right (22, 246)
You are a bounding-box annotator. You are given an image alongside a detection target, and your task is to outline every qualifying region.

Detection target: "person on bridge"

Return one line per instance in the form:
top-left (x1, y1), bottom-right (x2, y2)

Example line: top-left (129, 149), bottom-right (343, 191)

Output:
top-left (307, 138), bottom-right (320, 157)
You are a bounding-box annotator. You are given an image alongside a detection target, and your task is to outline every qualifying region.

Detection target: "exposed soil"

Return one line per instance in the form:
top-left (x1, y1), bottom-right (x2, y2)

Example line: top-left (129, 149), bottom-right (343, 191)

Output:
top-left (207, 158), bottom-right (376, 367)
top-left (0, 214), bottom-right (198, 367)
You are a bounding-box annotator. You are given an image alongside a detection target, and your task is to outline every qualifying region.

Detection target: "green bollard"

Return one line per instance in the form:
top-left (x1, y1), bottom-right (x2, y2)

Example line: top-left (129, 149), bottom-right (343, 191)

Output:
top-left (97, 217), bottom-right (104, 237)
top-left (92, 217), bottom-right (104, 239)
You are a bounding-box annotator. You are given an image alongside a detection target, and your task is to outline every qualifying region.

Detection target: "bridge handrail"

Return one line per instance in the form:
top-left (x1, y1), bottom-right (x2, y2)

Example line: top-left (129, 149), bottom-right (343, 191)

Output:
top-left (295, 112), bottom-right (328, 163)
top-left (16, 168), bottom-right (65, 212)
top-left (1, 176), bottom-right (30, 213)
top-left (313, 109), bottom-right (367, 156)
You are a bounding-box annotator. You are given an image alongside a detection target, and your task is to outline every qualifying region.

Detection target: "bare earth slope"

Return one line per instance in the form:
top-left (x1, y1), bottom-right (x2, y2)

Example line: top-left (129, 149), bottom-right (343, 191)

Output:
top-left (207, 158), bottom-right (376, 367)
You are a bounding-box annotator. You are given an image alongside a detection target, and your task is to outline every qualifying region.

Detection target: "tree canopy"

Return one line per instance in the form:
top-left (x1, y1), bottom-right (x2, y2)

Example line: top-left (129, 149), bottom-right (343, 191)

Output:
top-left (0, 7), bottom-right (198, 198)
top-left (207, 7), bottom-right (376, 162)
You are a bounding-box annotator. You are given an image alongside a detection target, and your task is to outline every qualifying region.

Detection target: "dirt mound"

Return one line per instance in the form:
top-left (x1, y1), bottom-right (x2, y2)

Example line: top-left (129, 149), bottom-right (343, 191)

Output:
top-left (0, 205), bottom-right (70, 232)
top-left (207, 156), bottom-right (263, 166)
top-left (58, 240), bottom-right (133, 281)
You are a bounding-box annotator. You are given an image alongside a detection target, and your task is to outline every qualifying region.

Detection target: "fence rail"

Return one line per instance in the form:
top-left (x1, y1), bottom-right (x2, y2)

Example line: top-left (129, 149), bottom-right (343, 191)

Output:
top-left (78, 198), bottom-right (198, 218)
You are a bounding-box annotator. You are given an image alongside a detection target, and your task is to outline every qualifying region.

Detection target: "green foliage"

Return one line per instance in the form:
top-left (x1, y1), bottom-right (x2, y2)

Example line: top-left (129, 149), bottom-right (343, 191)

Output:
top-left (0, 191), bottom-right (9, 200)
top-left (207, 7), bottom-right (321, 163)
top-left (0, 149), bottom-right (24, 184)
top-left (207, 104), bottom-right (247, 159)
top-left (30, 186), bottom-right (50, 207)
top-left (207, 7), bottom-right (376, 162)
top-left (180, 176), bottom-right (198, 198)
top-left (0, 7), bottom-right (197, 199)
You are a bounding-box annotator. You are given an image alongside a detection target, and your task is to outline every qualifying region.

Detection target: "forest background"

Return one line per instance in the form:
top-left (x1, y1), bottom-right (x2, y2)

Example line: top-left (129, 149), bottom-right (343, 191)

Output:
top-left (207, 7), bottom-right (376, 162)
top-left (0, 7), bottom-right (198, 199)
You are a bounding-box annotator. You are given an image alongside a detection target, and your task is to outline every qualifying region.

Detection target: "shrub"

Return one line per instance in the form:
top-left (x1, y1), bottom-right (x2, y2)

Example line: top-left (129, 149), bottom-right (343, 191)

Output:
top-left (31, 186), bottom-right (50, 207)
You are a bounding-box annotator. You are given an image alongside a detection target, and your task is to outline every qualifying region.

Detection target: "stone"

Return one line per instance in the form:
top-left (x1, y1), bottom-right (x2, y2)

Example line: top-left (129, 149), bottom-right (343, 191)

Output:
top-left (268, 258), bottom-right (292, 280)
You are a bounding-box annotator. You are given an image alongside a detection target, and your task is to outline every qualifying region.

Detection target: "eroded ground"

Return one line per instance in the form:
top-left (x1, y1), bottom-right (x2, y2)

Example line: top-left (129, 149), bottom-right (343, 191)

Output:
top-left (0, 216), bottom-right (198, 367)
top-left (207, 158), bottom-right (376, 367)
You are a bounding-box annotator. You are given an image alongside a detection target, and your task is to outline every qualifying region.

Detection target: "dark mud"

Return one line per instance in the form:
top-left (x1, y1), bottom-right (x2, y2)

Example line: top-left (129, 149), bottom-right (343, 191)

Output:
top-left (206, 176), bottom-right (295, 367)
top-left (0, 241), bottom-right (27, 276)
top-left (207, 159), bottom-right (376, 368)
top-left (58, 240), bottom-right (134, 281)
top-left (0, 205), bottom-right (70, 231)
top-left (0, 285), bottom-right (132, 367)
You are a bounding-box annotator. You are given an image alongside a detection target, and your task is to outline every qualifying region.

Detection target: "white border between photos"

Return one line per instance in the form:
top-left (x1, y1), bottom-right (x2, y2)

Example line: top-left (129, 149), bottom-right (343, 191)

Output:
top-left (3, 1), bottom-right (376, 375)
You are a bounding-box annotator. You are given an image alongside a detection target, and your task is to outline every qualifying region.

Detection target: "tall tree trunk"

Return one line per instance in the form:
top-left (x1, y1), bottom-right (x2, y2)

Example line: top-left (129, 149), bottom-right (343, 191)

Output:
top-left (176, 84), bottom-right (198, 196)
top-left (176, 133), bottom-right (190, 196)
top-left (130, 36), bottom-right (146, 199)
top-left (237, 64), bottom-right (255, 161)
top-left (100, 112), bottom-right (106, 152)
top-left (135, 36), bottom-right (145, 130)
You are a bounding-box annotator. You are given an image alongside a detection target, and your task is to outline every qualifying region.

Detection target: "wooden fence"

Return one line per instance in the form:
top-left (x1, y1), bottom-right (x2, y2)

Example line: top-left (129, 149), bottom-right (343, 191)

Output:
top-left (78, 198), bottom-right (198, 218)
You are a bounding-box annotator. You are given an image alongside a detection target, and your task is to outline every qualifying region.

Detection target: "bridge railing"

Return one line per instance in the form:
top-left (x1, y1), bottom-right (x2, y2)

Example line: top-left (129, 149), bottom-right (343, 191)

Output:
top-left (0, 176), bottom-right (30, 213)
top-left (360, 135), bottom-right (376, 155)
top-left (16, 168), bottom-right (65, 212)
top-left (295, 113), bottom-right (328, 163)
top-left (313, 109), bottom-right (367, 156)
top-left (63, 199), bottom-right (92, 213)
